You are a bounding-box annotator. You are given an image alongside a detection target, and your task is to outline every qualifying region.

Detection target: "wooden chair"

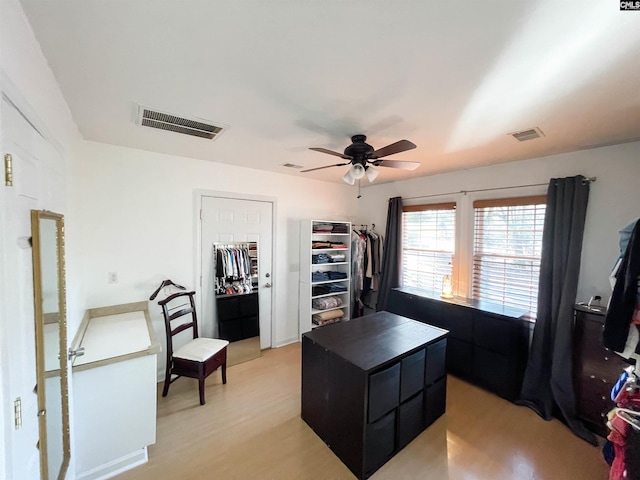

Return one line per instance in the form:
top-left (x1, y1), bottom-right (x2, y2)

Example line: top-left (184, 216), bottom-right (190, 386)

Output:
top-left (158, 291), bottom-right (228, 405)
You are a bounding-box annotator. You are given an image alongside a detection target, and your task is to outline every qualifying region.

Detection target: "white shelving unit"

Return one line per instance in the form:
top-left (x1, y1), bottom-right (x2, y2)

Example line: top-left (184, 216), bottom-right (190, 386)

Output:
top-left (299, 219), bottom-right (352, 337)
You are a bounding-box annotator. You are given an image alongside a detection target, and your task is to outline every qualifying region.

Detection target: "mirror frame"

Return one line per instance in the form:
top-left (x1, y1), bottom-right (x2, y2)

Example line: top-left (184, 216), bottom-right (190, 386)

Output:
top-left (31, 210), bottom-right (70, 480)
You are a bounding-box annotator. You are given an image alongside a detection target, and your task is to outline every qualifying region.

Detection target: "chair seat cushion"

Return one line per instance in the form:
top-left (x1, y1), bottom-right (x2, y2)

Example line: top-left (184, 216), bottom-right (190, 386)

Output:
top-left (173, 338), bottom-right (229, 362)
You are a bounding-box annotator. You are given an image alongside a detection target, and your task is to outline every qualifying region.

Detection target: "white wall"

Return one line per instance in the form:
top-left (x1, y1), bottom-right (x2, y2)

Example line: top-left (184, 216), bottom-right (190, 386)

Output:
top-left (70, 140), bottom-right (359, 375)
top-left (0, 0), bottom-right (80, 479)
top-left (356, 141), bottom-right (640, 306)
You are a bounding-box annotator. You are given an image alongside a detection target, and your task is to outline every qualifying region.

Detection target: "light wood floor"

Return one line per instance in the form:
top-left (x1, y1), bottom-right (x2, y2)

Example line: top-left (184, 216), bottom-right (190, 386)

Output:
top-left (115, 343), bottom-right (609, 480)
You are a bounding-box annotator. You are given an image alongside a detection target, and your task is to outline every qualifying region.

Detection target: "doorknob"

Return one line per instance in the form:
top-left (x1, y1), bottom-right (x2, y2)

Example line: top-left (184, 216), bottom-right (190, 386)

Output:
top-left (264, 283), bottom-right (272, 288)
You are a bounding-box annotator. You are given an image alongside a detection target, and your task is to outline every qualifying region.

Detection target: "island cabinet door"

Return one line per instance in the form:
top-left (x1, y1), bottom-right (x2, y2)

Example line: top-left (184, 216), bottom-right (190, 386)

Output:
top-left (425, 339), bottom-right (447, 386)
top-left (364, 409), bottom-right (396, 475)
top-left (368, 363), bottom-right (401, 422)
top-left (425, 376), bottom-right (447, 426)
top-left (398, 391), bottom-right (425, 449)
top-left (400, 349), bottom-right (426, 402)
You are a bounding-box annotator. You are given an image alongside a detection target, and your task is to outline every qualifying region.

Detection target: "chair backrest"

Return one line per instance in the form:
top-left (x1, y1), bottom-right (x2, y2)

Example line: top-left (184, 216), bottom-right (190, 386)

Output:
top-left (157, 291), bottom-right (199, 359)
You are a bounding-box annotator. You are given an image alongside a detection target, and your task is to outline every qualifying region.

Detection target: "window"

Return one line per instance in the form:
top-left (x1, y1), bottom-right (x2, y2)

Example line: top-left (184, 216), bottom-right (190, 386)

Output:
top-left (402, 203), bottom-right (456, 293)
top-left (472, 196), bottom-right (546, 315)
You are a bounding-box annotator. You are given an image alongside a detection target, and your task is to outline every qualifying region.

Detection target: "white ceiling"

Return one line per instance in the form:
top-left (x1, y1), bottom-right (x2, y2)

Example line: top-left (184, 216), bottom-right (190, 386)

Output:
top-left (20, 0), bottom-right (640, 185)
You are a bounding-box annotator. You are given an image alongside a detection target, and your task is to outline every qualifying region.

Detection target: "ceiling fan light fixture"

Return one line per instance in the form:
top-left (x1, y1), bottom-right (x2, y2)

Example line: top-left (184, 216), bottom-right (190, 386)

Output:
top-left (351, 163), bottom-right (366, 180)
top-left (342, 170), bottom-right (355, 185)
top-left (365, 166), bottom-right (379, 183)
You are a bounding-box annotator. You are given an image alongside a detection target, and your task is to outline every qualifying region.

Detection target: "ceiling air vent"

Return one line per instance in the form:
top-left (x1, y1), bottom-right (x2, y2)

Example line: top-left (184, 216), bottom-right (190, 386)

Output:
top-left (281, 163), bottom-right (304, 169)
top-left (509, 127), bottom-right (544, 142)
top-left (136, 105), bottom-right (226, 140)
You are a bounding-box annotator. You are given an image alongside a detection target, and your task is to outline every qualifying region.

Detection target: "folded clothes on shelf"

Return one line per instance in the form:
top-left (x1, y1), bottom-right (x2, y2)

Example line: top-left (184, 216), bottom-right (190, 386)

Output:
top-left (313, 224), bottom-right (334, 233)
top-left (312, 308), bottom-right (344, 326)
top-left (312, 253), bottom-right (331, 264)
top-left (328, 284), bottom-right (347, 293)
top-left (313, 316), bottom-right (343, 327)
top-left (312, 271), bottom-right (330, 282)
top-left (313, 308), bottom-right (344, 321)
top-left (312, 296), bottom-right (343, 310)
top-left (329, 253), bottom-right (346, 263)
top-left (331, 224), bottom-right (349, 233)
top-left (312, 241), bottom-right (348, 249)
top-left (327, 271), bottom-right (347, 280)
top-left (312, 285), bottom-right (332, 296)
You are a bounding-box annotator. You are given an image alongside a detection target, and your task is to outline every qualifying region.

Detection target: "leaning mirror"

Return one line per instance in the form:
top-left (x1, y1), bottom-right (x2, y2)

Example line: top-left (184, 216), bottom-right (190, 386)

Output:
top-left (31, 210), bottom-right (70, 480)
top-left (214, 241), bottom-right (261, 365)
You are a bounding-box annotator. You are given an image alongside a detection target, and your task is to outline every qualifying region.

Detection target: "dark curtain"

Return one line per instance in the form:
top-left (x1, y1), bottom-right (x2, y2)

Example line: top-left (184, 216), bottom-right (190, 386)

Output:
top-left (517, 175), bottom-right (596, 445)
top-left (376, 196), bottom-right (403, 312)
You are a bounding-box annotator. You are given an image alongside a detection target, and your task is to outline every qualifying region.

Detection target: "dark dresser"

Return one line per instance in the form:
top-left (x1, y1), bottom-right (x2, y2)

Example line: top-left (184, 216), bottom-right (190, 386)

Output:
top-left (387, 287), bottom-right (531, 402)
top-left (301, 311), bottom-right (448, 480)
top-left (216, 292), bottom-right (259, 342)
top-left (573, 304), bottom-right (629, 437)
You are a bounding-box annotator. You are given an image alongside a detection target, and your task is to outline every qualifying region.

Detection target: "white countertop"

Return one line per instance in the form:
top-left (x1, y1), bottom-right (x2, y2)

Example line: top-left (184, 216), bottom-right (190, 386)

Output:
top-left (74, 311), bottom-right (152, 366)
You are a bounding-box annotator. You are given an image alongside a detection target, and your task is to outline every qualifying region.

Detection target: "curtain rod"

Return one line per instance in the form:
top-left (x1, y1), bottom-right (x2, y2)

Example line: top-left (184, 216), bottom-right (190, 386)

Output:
top-left (401, 177), bottom-right (596, 202)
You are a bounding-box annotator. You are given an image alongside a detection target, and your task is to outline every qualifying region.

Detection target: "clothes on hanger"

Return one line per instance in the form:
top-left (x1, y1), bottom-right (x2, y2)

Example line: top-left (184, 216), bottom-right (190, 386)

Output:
top-left (214, 244), bottom-right (254, 295)
top-left (604, 219), bottom-right (640, 363)
top-left (351, 225), bottom-right (383, 318)
top-left (606, 366), bottom-right (640, 480)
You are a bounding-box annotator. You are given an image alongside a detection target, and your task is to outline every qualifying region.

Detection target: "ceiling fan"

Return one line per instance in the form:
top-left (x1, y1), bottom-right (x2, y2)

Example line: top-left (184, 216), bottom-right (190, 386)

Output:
top-left (301, 134), bottom-right (420, 185)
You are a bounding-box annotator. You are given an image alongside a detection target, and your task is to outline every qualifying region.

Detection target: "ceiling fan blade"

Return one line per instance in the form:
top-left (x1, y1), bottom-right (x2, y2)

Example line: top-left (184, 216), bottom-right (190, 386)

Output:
top-left (374, 159), bottom-right (420, 170)
top-left (309, 147), bottom-right (352, 160)
top-left (370, 140), bottom-right (417, 159)
top-left (301, 162), bottom-right (349, 173)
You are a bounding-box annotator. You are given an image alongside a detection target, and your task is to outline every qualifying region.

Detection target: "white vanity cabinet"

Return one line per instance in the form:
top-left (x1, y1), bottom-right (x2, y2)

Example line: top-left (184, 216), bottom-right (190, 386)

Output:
top-left (71, 301), bottom-right (161, 480)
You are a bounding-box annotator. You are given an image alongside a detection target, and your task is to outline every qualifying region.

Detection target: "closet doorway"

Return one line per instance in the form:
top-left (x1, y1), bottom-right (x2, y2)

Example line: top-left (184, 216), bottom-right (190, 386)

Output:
top-left (199, 194), bottom-right (274, 363)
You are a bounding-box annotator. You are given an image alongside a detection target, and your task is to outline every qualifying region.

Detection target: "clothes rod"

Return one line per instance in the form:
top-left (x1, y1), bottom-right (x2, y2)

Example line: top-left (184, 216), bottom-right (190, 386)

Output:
top-left (402, 177), bottom-right (596, 202)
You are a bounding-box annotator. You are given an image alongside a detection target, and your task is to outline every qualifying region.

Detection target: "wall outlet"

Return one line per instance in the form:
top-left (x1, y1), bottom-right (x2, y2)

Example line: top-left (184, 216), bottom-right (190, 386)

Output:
top-left (108, 272), bottom-right (118, 284)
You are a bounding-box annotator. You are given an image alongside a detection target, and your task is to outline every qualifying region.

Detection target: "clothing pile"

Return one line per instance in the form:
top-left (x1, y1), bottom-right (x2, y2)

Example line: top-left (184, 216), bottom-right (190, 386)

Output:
top-left (311, 270), bottom-right (348, 282)
top-left (605, 366), bottom-right (640, 480)
top-left (312, 253), bottom-right (330, 264)
top-left (312, 308), bottom-right (344, 326)
top-left (312, 296), bottom-right (343, 310)
top-left (312, 241), bottom-right (348, 249)
top-left (313, 223), bottom-right (349, 234)
top-left (312, 284), bottom-right (348, 296)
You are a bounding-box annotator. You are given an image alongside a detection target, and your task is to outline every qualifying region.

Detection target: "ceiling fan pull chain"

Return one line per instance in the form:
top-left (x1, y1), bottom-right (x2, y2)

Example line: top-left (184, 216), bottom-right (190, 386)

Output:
top-left (357, 179), bottom-right (362, 199)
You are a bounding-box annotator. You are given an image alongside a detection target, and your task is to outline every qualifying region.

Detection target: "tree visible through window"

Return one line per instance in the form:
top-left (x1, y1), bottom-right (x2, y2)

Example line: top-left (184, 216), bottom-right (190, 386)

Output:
top-left (402, 203), bottom-right (455, 293)
top-left (472, 196), bottom-right (546, 316)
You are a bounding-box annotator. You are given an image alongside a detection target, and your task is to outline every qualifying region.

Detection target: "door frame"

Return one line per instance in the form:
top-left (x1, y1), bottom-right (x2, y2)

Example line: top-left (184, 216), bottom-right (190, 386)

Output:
top-left (193, 190), bottom-right (277, 348)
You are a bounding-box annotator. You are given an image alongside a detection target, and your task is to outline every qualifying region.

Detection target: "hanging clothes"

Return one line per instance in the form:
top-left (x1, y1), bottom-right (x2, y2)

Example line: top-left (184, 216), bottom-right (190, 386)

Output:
top-left (351, 230), bottom-right (366, 317)
top-left (214, 244), bottom-right (253, 295)
top-left (350, 226), bottom-right (383, 318)
top-left (605, 366), bottom-right (640, 480)
top-left (604, 219), bottom-right (640, 358)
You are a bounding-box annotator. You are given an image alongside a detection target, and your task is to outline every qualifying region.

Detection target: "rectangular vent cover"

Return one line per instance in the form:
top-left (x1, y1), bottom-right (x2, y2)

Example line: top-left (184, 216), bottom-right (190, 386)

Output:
top-left (509, 127), bottom-right (544, 142)
top-left (281, 163), bottom-right (303, 169)
top-left (137, 106), bottom-right (226, 140)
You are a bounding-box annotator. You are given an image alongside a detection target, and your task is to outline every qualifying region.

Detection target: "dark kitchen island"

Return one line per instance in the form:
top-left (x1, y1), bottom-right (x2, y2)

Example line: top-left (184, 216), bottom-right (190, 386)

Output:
top-left (301, 311), bottom-right (448, 479)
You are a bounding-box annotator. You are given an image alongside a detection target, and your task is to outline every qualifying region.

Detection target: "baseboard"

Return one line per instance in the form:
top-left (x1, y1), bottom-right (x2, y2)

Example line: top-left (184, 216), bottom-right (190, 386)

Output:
top-left (273, 337), bottom-right (300, 348)
top-left (77, 448), bottom-right (148, 480)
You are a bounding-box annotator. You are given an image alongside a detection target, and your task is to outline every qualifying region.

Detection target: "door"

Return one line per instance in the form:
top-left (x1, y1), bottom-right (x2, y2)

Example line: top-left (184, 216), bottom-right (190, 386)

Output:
top-left (200, 196), bottom-right (273, 349)
top-left (0, 95), bottom-right (53, 479)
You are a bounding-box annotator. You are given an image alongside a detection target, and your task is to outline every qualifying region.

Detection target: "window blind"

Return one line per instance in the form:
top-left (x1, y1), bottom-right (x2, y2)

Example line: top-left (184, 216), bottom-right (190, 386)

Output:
top-left (402, 203), bottom-right (455, 293)
top-left (472, 196), bottom-right (546, 315)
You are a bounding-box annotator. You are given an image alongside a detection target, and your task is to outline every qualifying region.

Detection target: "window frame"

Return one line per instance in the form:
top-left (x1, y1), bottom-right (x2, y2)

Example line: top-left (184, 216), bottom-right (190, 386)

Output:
top-left (471, 195), bottom-right (547, 316)
top-left (400, 202), bottom-right (457, 294)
